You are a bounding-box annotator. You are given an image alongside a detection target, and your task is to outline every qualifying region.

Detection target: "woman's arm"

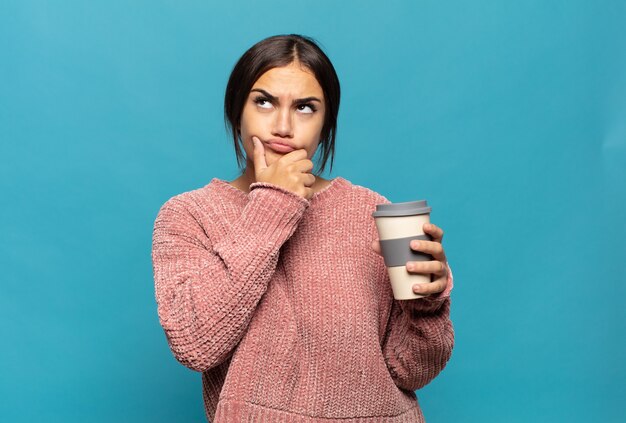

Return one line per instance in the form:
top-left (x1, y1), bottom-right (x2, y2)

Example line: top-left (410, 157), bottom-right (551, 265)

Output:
top-left (381, 264), bottom-right (455, 392)
top-left (151, 182), bottom-right (308, 372)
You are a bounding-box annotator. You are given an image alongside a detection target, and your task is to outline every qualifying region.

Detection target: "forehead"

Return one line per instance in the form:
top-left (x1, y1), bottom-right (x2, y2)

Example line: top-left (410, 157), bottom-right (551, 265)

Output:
top-left (252, 62), bottom-right (324, 98)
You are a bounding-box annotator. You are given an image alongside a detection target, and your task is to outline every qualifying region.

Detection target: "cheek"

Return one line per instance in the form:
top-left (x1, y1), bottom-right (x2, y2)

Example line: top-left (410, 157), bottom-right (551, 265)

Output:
top-left (239, 116), bottom-right (257, 148)
top-left (239, 110), bottom-right (252, 136)
top-left (240, 111), bottom-right (270, 140)
top-left (305, 121), bottom-right (324, 147)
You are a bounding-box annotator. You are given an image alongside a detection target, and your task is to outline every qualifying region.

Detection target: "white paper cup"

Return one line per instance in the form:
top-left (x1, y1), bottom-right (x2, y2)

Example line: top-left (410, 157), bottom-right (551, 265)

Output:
top-left (372, 200), bottom-right (432, 300)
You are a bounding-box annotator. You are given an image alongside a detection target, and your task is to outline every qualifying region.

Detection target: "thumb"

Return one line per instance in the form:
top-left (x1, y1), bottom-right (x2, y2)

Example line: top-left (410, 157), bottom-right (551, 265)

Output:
top-left (252, 136), bottom-right (268, 171)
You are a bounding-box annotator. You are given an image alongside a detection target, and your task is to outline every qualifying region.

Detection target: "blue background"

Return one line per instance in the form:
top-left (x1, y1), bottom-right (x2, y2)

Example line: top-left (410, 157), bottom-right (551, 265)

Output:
top-left (1, 1), bottom-right (624, 422)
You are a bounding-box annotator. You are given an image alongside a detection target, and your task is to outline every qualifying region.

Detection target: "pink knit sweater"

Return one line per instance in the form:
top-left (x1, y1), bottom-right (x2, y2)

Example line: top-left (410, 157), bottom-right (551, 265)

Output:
top-left (151, 176), bottom-right (454, 422)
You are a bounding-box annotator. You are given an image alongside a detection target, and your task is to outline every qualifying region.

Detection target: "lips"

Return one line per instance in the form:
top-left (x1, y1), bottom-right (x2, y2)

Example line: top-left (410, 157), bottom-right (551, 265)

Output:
top-left (265, 139), bottom-right (297, 153)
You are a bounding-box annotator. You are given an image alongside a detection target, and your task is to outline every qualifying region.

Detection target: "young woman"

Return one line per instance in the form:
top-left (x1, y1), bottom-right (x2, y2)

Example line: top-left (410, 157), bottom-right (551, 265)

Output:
top-left (151, 34), bottom-right (454, 423)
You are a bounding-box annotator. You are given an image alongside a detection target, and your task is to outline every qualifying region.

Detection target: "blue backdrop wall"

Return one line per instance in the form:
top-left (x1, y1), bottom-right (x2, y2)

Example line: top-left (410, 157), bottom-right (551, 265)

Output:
top-left (1, 1), bottom-right (624, 422)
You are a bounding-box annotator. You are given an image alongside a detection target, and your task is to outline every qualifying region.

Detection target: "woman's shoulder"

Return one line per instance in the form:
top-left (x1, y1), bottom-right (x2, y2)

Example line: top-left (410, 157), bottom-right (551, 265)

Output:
top-left (155, 178), bottom-right (239, 217)
top-left (338, 177), bottom-right (391, 206)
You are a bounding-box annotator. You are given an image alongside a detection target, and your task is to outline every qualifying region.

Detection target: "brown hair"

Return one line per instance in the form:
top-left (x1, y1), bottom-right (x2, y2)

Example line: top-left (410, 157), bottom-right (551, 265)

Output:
top-left (224, 34), bottom-right (340, 175)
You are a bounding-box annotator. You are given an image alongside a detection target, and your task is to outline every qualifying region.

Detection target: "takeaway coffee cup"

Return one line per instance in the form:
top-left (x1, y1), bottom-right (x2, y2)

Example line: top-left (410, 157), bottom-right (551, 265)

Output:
top-left (372, 200), bottom-right (433, 300)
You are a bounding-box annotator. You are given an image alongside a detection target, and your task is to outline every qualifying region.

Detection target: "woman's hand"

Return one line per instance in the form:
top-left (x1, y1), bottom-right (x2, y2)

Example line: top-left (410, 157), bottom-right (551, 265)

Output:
top-left (371, 222), bottom-right (449, 297)
top-left (252, 136), bottom-right (316, 200)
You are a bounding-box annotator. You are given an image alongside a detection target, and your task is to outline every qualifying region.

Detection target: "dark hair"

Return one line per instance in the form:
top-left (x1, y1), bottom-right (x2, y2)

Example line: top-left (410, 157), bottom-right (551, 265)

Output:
top-left (224, 34), bottom-right (340, 175)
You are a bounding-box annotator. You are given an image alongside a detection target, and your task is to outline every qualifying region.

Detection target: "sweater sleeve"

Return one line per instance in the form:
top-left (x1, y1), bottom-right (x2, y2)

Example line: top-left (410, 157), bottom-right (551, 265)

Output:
top-left (381, 263), bottom-right (455, 392)
top-left (151, 182), bottom-right (309, 373)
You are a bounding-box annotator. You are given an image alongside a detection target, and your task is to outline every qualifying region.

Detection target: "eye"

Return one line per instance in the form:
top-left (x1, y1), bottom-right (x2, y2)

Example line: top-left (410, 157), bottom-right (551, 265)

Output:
top-left (253, 96), bottom-right (273, 109)
top-left (297, 103), bottom-right (317, 114)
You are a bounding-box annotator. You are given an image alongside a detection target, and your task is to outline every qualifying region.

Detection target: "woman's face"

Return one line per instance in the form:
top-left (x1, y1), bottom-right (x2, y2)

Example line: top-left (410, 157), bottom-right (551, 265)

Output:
top-left (239, 61), bottom-right (326, 169)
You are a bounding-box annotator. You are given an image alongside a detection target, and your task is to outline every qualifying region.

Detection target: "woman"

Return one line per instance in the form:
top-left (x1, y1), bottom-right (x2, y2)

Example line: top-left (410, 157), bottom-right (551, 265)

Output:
top-left (151, 34), bottom-right (454, 423)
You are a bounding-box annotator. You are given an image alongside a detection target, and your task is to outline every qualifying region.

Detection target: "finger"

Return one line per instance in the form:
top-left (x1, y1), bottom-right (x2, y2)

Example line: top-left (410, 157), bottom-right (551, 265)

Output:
top-left (303, 173), bottom-right (316, 187)
top-left (405, 260), bottom-right (447, 276)
top-left (370, 239), bottom-right (382, 255)
top-left (423, 223), bottom-right (444, 242)
top-left (252, 137), bottom-right (267, 171)
top-left (409, 239), bottom-right (446, 261)
top-left (412, 278), bottom-right (447, 296)
top-left (291, 158), bottom-right (314, 173)
top-left (279, 148), bottom-right (308, 164)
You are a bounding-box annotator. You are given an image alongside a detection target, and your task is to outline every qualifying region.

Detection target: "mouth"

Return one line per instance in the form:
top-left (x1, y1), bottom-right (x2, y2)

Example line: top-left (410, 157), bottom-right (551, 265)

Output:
top-left (265, 139), bottom-right (297, 153)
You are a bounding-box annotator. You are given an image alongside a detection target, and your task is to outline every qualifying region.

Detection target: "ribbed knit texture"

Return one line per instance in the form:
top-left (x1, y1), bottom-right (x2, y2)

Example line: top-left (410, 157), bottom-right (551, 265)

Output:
top-left (151, 176), bottom-right (454, 423)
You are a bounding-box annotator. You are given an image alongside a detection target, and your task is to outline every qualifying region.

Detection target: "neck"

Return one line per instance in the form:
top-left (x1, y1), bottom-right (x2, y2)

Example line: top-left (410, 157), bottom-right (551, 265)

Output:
top-left (234, 165), bottom-right (257, 193)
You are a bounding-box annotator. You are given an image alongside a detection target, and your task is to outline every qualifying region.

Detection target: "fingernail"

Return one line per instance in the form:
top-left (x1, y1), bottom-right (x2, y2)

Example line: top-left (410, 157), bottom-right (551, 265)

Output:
top-left (407, 263), bottom-right (414, 271)
top-left (411, 240), bottom-right (419, 249)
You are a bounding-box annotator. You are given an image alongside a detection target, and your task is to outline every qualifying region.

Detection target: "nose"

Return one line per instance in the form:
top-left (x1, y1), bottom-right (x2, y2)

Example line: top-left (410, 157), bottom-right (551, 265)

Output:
top-left (272, 107), bottom-right (293, 138)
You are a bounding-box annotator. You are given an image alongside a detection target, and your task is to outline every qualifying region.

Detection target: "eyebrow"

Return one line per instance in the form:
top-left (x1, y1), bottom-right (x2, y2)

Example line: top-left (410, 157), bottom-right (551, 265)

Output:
top-left (250, 88), bottom-right (322, 104)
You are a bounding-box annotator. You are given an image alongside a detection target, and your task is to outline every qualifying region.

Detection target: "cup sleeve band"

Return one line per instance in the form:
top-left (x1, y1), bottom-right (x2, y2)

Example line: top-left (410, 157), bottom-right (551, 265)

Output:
top-left (378, 234), bottom-right (434, 267)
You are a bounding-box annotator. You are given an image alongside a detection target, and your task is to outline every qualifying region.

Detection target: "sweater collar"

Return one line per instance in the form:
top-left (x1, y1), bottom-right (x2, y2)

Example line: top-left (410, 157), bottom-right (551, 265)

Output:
top-left (210, 177), bottom-right (347, 204)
